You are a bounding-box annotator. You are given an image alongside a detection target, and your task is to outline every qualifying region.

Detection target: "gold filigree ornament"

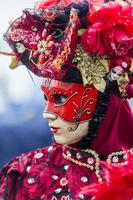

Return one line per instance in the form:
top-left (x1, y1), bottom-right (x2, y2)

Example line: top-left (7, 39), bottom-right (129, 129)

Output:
top-left (73, 44), bottom-right (109, 92)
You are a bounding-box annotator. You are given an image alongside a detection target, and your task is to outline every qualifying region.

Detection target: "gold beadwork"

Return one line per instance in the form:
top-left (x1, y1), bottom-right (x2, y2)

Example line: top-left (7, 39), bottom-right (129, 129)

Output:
top-left (63, 146), bottom-right (133, 183)
top-left (63, 145), bottom-right (103, 183)
top-left (73, 44), bottom-right (109, 92)
top-left (106, 148), bottom-right (132, 166)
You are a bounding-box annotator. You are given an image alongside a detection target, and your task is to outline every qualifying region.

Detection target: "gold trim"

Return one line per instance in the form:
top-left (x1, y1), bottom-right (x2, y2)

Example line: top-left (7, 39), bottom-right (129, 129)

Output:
top-left (63, 145), bottom-right (103, 183)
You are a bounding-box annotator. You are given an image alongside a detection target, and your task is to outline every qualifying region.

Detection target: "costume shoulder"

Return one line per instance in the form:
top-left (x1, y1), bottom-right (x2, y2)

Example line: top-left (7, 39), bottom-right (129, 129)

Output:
top-left (82, 148), bottom-right (133, 200)
top-left (0, 144), bottom-right (57, 200)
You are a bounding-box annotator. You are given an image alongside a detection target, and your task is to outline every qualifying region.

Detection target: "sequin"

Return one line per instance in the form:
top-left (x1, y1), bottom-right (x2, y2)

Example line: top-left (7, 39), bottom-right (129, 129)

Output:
top-left (81, 176), bottom-right (88, 183)
top-left (79, 194), bottom-right (85, 199)
top-left (55, 188), bottom-right (62, 194)
top-left (87, 157), bottom-right (94, 165)
top-left (28, 178), bottom-right (35, 184)
top-left (64, 165), bottom-right (69, 170)
top-left (26, 166), bottom-right (31, 172)
top-left (34, 152), bottom-right (43, 159)
top-left (112, 156), bottom-right (119, 163)
top-left (52, 175), bottom-right (59, 180)
top-left (76, 152), bottom-right (82, 159)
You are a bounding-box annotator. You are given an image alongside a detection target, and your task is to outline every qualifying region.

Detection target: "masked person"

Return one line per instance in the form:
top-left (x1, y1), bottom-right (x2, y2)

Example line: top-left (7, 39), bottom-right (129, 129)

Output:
top-left (0, 0), bottom-right (133, 199)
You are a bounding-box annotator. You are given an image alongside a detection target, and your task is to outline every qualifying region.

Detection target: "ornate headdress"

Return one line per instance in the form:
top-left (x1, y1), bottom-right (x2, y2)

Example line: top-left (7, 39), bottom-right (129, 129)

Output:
top-left (2, 0), bottom-right (133, 98)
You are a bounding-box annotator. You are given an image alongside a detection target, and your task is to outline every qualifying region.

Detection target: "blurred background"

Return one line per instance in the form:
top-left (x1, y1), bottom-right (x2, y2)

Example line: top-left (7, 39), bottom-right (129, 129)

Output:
top-left (0, 0), bottom-right (52, 169)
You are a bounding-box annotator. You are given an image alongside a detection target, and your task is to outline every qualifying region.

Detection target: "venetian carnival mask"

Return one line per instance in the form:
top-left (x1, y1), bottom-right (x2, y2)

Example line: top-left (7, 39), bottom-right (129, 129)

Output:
top-left (41, 78), bottom-right (99, 123)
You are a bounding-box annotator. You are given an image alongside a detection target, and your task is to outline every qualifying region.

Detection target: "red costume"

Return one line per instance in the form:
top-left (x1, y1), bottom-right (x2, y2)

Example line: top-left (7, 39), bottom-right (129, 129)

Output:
top-left (0, 0), bottom-right (133, 199)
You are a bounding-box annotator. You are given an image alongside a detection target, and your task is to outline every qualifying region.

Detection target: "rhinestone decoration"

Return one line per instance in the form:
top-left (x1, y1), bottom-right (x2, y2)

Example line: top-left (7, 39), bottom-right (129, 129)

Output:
top-left (76, 152), bottom-right (82, 159)
top-left (81, 176), bottom-right (88, 183)
top-left (79, 194), bottom-right (85, 199)
top-left (52, 175), bottom-right (59, 180)
top-left (112, 156), bottom-right (119, 163)
top-left (26, 166), bottom-right (31, 172)
top-left (87, 157), bottom-right (94, 165)
top-left (28, 178), bottom-right (35, 184)
top-left (107, 149), bottom-right (132, 166)
top-left (66, 151), bottom-right (71, 157)
top-left (34, 152), bottom-right (43, 159)
top-left (55, 188), bottom-right (62, 194)
top-left (64, 165), bottom-right (69, 171)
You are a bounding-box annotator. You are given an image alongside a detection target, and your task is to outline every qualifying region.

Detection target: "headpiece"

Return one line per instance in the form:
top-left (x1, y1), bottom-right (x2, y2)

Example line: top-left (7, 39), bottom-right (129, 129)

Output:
top-left (2, 0), bottom-right (133, 97)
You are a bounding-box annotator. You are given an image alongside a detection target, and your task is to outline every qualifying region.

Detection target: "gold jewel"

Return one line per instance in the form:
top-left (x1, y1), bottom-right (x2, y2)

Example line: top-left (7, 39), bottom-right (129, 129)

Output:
top-left (73, 44), bottom-right (109, 92)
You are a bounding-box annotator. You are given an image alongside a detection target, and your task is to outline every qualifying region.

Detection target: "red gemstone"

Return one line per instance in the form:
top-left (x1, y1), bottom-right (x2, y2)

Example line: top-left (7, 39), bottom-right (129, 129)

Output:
top-left (38, 54), bottom-right (45, 64)
top-left (48, 12), bottom-right (53, 17)
top-left (29, 42), bottom-right (37, 50)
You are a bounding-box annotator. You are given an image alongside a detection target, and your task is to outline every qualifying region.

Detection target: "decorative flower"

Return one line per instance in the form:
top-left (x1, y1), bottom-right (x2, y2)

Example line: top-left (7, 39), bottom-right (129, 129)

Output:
top-left (81, 2), bottom-right (133, 58)
top-left (10, 29), bottom-right (23, 42)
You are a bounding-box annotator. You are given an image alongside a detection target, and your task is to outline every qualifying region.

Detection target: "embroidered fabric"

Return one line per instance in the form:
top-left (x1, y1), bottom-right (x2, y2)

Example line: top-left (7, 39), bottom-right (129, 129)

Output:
top-left (0, 143), bottom-right (133, 200)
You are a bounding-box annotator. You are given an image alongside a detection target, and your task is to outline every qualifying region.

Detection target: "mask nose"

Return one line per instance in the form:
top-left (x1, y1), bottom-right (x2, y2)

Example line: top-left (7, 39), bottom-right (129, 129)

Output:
top-left (43, 112), bottom-right (57, 121)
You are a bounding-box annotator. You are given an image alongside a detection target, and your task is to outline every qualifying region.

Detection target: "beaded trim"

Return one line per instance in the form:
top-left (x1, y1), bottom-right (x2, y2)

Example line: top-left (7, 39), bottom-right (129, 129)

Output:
top-left (63, 146), bottom-right (133, 183)
top-left (63, 145), bottom-right (103, 183)
top-left (106, 148), bottom-right (133, 166)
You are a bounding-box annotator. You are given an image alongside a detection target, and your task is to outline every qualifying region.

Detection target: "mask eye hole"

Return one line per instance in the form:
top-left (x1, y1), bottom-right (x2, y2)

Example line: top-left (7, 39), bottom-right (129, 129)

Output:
top-left (112, 69), bottom-right (116, 74)
top-left (54, 94), bottom-right (68, 105)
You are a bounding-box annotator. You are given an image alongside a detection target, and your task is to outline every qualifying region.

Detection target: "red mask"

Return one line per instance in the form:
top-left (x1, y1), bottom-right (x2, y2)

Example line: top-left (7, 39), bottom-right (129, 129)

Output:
top-left (41, 79), bottom-right (99, 123)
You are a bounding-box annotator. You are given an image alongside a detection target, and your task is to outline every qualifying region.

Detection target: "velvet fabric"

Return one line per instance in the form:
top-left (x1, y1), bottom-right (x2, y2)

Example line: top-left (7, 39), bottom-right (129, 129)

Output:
top-left (90, 94), bottom-right (133, 157)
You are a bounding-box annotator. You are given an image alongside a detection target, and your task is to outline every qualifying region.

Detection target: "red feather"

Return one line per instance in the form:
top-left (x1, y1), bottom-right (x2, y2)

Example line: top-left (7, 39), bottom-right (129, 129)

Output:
top-left (82, 152), bottom-right (133, 200)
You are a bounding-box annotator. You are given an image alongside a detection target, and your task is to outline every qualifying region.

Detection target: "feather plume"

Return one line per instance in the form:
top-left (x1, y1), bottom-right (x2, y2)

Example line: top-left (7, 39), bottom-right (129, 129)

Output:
top-left (82, 152), bottom-right (133, 200)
